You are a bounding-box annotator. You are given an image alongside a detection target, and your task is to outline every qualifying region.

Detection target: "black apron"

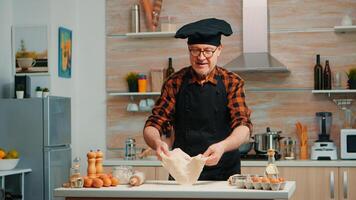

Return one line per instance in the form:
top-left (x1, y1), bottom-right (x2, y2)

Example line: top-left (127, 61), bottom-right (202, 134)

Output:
top-left (172, 72), bottom-right (241, 181)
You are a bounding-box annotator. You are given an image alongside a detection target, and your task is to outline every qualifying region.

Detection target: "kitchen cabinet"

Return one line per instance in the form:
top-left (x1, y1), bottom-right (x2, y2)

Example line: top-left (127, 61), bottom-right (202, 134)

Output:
top-left (242, 166), bottom-right (356, 200)
top-left (242, 166), bottom-right (340, 200)
top-left (155, 167), bottom-right (169, 180)
top-left (132, 167), bottom-right (156, 180)
top-left (339, 167), bottom-right (356, 200)
top-left (132, 167), bottom-right (168, 180)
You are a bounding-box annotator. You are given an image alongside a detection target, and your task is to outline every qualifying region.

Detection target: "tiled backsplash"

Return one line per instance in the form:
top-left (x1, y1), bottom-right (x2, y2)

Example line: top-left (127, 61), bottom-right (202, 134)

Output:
top-left (106, 0), bottom-right (356, 158)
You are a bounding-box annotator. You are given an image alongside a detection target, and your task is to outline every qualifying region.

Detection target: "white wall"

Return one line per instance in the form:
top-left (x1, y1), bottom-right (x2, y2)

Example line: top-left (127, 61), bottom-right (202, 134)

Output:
top-left (74, 0), bottom-right (106, 171)
top-left (0, 0), bottom-right (13, 98)
top-left (0, 0), bottom-right (106, 173)
top-left (12, 0), bottom-right (49, 25)
top-left (48, 0), bottom-right (106, 172)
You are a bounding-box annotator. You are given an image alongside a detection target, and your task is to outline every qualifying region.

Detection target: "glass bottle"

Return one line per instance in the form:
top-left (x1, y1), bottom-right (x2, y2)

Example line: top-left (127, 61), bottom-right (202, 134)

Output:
top-left (70, 157), bottom-right (84, 188)
top-left (166, 57), bottom-right (175, 79)
top-left (323, 60), bottom-right (332, 90)
top-left (265, 149), bottom-right (279, 179)
top-left (314, 54), bottom-right (323, 90)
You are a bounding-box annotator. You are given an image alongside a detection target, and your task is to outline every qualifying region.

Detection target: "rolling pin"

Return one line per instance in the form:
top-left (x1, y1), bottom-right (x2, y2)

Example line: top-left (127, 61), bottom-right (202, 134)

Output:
top-left (140, 0), bottom-right (154, 31)
top-left (129, 171), bottom-right (146, 186)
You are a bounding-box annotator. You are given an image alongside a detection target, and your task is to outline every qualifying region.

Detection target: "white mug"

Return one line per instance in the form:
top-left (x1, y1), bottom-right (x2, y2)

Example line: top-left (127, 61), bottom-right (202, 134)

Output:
top-left (146, 98), bottom-right (155, 107)
top-left (139, 99), bottom-right (151, 111)
top-left (127, 103), bottom-right (139, 112)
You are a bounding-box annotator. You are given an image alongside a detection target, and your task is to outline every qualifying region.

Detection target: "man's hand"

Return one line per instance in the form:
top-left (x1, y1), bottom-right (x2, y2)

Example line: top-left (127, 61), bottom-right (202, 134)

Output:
top-left (155, 140), bottom-right (170, 160)
top-left (203, 142), bottom-right (226, 166)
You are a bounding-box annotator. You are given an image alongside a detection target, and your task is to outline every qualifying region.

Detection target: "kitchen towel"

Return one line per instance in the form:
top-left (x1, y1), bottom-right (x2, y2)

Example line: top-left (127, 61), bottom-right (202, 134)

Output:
top-left (160, 148), bottom-right (207, 185)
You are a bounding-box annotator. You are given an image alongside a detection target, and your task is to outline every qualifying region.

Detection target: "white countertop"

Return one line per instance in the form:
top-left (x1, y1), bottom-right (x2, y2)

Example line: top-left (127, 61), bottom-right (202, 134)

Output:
top-left (54, 180), bottom-right (296, 199)
top-left (0, 168), bottom-right (32, 176)
top-left (104, 159), bottom-right (356, 167)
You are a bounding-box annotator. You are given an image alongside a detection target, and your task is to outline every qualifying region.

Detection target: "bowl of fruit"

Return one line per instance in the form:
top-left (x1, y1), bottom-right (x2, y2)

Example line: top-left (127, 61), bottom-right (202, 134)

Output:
top-left (0, 149), bottom-right (20, 170)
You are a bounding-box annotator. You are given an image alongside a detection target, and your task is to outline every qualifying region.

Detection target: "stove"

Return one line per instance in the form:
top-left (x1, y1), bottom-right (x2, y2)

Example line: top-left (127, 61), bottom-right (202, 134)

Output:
top-left (240, 153), bottom-right (281, 160)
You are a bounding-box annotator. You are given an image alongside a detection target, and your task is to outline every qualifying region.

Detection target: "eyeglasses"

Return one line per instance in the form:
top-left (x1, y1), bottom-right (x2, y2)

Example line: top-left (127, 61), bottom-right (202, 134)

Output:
top-left (188, 47), bottom-right (218, 58)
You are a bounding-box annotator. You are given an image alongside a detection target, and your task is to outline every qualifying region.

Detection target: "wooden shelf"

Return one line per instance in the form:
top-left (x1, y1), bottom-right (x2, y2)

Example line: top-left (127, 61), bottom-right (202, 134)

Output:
top-left (126, 31), bottom-right (175, 38)
top-left (334, 25), bottom-right (356, 33)
top-left (107, 32), bottom-right (176, 39)
top-left (108, 92), bottom-right (161, 96)
top-left (312, 89), bottom-right (356, 97)
top-left (312, 89), bottom-right (356, 94)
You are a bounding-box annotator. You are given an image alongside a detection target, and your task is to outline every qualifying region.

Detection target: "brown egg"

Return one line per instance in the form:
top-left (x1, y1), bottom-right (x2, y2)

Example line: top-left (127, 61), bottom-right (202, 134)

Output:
top-left (270, 178), bottom-right (280, 184)
top-left (92, 178), bottom-right (103, 188)
top-left (261, 177), bottom-right (270, 183)
top-left (84, 177), bottom-right (93, 188)
top-left (111, 177), bottom-right (119, 186)
top-left (103, 177), bottom-right (112, 187)
top-left (99, 174), bottom-right (108, 180)
top-left (251, 176), bottom-right (261, 182)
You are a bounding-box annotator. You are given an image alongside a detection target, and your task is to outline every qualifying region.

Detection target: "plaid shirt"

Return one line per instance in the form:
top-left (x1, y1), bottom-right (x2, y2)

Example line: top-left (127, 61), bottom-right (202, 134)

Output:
top-left (145, 66), bottom-right (252, 135)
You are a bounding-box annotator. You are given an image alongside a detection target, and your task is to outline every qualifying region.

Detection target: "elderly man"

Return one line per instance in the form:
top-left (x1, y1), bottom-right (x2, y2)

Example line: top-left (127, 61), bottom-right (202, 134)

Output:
top-left (143, 18), bottom-right (252, 180)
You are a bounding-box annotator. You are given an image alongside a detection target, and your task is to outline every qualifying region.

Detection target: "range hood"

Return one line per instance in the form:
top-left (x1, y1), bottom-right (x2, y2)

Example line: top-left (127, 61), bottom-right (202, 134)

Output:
top-left (224, 0), bottom-right (290, 73)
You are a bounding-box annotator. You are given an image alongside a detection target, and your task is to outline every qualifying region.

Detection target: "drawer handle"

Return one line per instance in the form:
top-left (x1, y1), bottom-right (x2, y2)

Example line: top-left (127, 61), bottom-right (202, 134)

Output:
top-left (343, 171), bottom-right (348, 199)
top-left (330, 171), bottom-right (335, 199)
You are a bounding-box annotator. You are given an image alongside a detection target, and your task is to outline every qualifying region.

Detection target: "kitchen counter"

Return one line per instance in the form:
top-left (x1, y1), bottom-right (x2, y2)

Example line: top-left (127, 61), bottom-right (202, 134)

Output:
top-left (54, 180), bottom-right (296, 200)
top-left (104, 159), bottom-right (356, 167)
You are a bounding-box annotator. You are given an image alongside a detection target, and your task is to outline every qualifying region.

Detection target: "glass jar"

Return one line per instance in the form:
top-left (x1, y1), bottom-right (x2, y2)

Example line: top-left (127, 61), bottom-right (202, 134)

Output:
top-left (70, 157), bottom-right (84, 188)
top-left (282, 137), bottom-right (296, 160)
top-left (112, 166), bottom-right (133, 184)
top-left (160, 16), bottom-right (177, 32)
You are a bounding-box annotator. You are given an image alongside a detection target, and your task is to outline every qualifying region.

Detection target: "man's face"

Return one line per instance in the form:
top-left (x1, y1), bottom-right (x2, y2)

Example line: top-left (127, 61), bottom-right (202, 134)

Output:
top-left (188, 44), bottom-right (222, 77)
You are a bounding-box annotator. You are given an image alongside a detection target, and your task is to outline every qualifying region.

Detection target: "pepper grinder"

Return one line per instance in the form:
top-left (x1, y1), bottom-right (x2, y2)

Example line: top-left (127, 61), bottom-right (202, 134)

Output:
top-left (87, 150), bottom-right (96, 178)
top-left (95, 149), bottom-right (104, 176)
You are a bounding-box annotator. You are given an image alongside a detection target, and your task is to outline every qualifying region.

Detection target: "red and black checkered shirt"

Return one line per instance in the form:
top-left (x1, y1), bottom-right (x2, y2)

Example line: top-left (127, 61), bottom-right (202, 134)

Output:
top-left (145, 66), bottom-right (252, 135)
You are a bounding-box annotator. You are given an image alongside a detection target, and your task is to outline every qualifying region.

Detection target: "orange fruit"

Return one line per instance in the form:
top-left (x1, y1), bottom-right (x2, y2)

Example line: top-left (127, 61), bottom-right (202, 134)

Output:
top-left (7, 150), bottom-right (19, 158)
top-left (0, 149), bottom-right (6, 159)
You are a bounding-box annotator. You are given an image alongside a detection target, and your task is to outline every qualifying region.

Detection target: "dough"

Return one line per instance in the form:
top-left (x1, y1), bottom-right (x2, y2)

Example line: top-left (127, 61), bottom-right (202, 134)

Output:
top-left (160, 148), bottom-right (207, 185)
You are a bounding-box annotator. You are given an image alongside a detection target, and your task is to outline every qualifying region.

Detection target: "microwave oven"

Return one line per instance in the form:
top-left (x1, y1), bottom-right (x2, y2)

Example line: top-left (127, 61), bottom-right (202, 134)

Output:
top-left (340, 129), bottom-right (356, 159)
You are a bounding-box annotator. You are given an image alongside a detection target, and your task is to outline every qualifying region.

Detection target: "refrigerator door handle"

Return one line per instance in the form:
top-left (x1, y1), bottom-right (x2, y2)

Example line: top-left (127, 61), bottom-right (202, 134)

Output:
top-left (44, 144), bottom-right (71, 149)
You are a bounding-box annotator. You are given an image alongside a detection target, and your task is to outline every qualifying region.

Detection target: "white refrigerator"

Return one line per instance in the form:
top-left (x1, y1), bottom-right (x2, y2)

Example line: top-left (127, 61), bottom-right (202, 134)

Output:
top-left (0, 96), bottom-right (71, 200)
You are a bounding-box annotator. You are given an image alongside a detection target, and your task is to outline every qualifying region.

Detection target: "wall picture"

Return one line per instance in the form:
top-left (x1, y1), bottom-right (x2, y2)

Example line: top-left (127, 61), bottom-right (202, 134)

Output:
top-left (58, 27), bottom-right (72, 78)
top-left (12, 25), bottom-right (48, 74)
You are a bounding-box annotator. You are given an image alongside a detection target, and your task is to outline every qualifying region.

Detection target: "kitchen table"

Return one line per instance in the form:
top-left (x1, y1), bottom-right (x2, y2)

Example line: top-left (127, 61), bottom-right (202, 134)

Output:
top-left (54, 180), bottom-right (295, 200)
top-left (0, 168), bottom-right (32, 200)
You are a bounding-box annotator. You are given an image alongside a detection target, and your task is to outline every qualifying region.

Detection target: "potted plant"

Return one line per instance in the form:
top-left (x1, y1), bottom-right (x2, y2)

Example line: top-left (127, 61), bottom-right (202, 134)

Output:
top-left (347, 68), bottom-right (356, 89)
top-left (126, 72), bottom-right (139, 92)
top-left (42, 88), bottom-right (50, 98)
top-left (16, 40), bottom-right (37, 70)
top-left (35, 86), bottom-right (43, 98)
top-left (16, 85), bottom-right (25, 99)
